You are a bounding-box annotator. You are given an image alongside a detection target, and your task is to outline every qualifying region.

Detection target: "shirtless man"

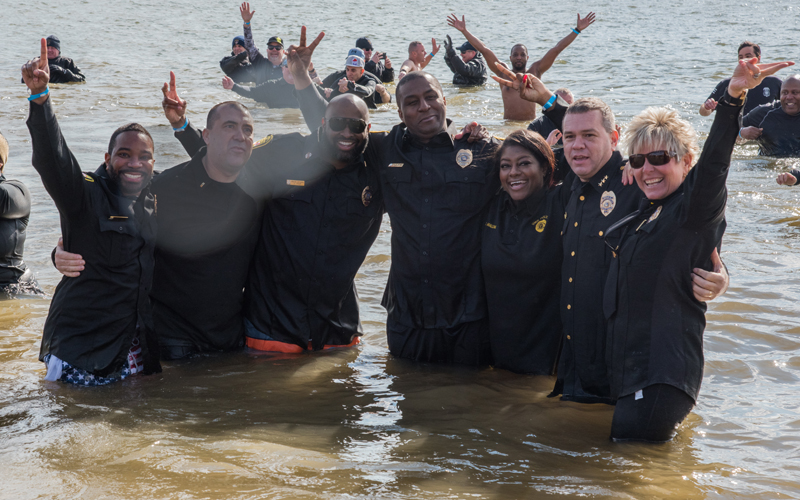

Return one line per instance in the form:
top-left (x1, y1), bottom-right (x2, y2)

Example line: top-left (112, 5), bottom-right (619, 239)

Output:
top-left (446, 12), bottom-right (595, 121)
top-left (397, 39), bottom-right (440, 80)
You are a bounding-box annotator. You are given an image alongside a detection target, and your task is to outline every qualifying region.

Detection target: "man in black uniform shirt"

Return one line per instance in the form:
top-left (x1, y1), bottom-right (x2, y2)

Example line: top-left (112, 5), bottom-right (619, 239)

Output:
top-left (24, 39), bottom-right (158, 384)
top-left (356, 37), bottom-right (395, 83)
top-left (742, 75), bottom-right (800, 157)
top-left (700, 41), bottom-right (781, 117)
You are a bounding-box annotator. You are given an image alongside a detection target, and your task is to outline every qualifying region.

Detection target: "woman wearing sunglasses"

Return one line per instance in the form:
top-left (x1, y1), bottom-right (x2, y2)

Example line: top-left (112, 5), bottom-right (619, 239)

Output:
top-left (482, 129), bottom-right (569, 374)
top-left (602, 58), bottom-right (794, 442)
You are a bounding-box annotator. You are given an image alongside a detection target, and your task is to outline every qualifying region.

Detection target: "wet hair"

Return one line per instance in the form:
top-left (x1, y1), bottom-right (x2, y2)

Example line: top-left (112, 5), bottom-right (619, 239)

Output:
top-left (738, 41), bottom-right (761, 59)
top-left (622, 107), bottom-right (699, 168)
top-left (0, 130), bottom-right (8, 171)
top-left (565, 97), bottom-right (616, 135)
top-left (495, 129), bottom-right (556, 188)
top-left (206, 101), bottom-right (251, 129)
top-left (107, 123), bottom-right (153, 157)
top-left (408, 41), bottom-right (423, 55)
top-left (395, 71), bottom-right (442, 104)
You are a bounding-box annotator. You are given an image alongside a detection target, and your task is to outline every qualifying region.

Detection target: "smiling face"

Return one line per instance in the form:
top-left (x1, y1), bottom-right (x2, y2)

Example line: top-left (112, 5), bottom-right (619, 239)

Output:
top-left (104, 131), bottom-right (155, 197)
top-left (232, 45), bottom-right (246, 55)
top-left (780, 77), bottom-right (800, 116)
top-left (323, 96), bottom-right (370, 168)
top-left (499, 144), bottom-right (545, 201)
top-left (266, 44), bottom-right (285, 66)
top-left (397, 73), bottom-right (447, 142)
top-left (202, 103), bottom-right (254, 179)
top-left (632, 144), bottom-right (692, 200)
top-left (738, 45), bottom-right (759, 62)
top-left (562, 110), bottom-right (618, 182)
top-left (460, 50), bottom-right (477, 63)
top-left (46, 46), bottom-right (60, 59)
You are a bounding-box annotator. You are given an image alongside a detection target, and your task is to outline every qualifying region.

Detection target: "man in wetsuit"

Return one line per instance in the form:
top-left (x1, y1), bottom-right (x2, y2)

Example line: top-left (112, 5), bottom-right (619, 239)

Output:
top-left (220, 36), bottom-right (255, 84)
top-left (0, 131), bottom-right (42, 298)
top-left (493, 67), bottom-right (730, 402)
top-left (398, 39), bottom-right (440, 81)
top-left (447, 12), bottom-right (594, 120)
top-left (24, 39), bottom-right (159, 385)
top-left (700, 42), bottom-right (782, 117)
top-left (22, 35), bottom-right (85, 84)
top-left (321, 50), bottom-right (378, 108)
top-left (356, 37), bottom-right (394, 83)
top-left (442, 38), bottom-right (487, 86)
top-left (742, 75), bottom-right (800, 157)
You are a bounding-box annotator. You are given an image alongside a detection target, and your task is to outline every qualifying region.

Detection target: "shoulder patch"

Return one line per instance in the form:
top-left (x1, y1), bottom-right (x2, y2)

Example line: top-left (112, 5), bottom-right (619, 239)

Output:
top-left (253, 135), bottom-right (273, 149)
top-left (493, 135), bottom-right (505, 142)
top-left (370, 129), bottom-right (387, 134)
top-left (83, 174), bottom-right (94, 182)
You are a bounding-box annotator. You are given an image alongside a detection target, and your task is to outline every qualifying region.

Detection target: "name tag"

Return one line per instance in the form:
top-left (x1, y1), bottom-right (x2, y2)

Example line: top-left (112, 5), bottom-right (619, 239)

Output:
top-left (286, 180), bottom-right (305, 186)
top-left (108, 215), bottom-right (128, 220)
top-left (388, 163), bottom-right (404, 168)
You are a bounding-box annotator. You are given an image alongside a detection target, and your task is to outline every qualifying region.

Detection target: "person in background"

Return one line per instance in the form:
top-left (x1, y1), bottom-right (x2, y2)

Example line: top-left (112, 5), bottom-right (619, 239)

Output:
top-left (398, 39), bottom-right (440, 80)
top-left (22, 35), bottom-right (85, 84)
top-left (0, 130), bottom-right (43, 299)
top-left (321, 49), bottom-right (377, 108)
top-left (356, 37), bottom-right (394, 83)
top-left (239, 2), bottom-right (301, 84)
top-left (741, 75), bottom-right (800, 157)
top-left (220, 35), bottom-right (255, 84)
top-left (442, 37), bottom-right (487, 86)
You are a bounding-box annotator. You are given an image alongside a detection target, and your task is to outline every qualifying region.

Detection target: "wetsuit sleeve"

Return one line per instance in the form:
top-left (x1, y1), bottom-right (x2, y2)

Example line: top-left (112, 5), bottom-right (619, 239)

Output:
top-left (243, 24), bottom-right (267, 65)
top-left (321, 72), bottom-right (339, 89)
top-left (220, 52), bottom-right (248, 75)
top-left (295, 84), bottom-right (328, 132)
top-left (348, 78), bottom-right (375, 99)
top-left (682, 100), bottom-right (741, 230)
top-left (542, 99), bottom-right (568, 131)
top-left (791, 169), bottom-right (800, 185)
top-left (0, 180), bottom-right (31, 220)
top-left (381, 62), bottom-right (395, 83)
top-left (445, 55), bottom-right (485, 79)
top-left (174, 122), bottom-right (206, 158)
top-left (741, 104), bottom-right (769, 128)
top-left (49, 61), bottom-right (85, 83)
top-left (25, 98), bottom-right (86, 215)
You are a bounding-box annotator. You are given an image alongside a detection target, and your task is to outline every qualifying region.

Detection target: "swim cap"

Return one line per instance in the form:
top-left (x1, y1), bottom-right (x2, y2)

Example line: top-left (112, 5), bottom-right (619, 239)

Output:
top-left (46, 35), bottom-right (61, 52)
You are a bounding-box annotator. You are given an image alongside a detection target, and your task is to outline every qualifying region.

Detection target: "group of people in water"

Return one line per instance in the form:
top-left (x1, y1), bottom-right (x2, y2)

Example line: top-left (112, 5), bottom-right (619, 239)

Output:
top-left (4, 3), bottom-right (800, 443)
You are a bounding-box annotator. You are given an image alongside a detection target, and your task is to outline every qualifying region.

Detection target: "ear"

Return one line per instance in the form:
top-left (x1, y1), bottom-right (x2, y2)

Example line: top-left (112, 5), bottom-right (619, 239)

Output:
top-left (682, 152), bottom-right (693, 174)
top-left (610, 129), bottom-right (620, 149)
top-left (202, 127), bottom-right (210, 145)
top-left (367, 123), bottom-right (372, 133)
top-left (104, 152), bottom-right (111, 170)
top-left (397, 106), bottom-right (404, 124)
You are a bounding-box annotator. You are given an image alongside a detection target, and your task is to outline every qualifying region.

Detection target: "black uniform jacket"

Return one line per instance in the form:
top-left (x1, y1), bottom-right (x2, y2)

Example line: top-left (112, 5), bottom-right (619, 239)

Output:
top-left (149, 148), bottom-right (260, 354)
top-left (220, 51), bottom-right (256, 84)
top-left (0, 175), bottom-right (32, 285)
top-left (542, 100), bottom-right (642, 402)
top-left (443, 51), bottom-right (488, 86)
top-left (321, 70), bottom-right (378, 108)
top-left (602, 101), bottom-right (740, 403)
top-left (742, 101), bottom-right (800, 156)
top-left (482, 185), bottom-right (569, 375)
top-left (232, 79), bottom-right (299, 108)
top-left (176, 122), bottom-right (383, 350)
top-left (27, 99), bottom-right (159, 376)
top-left (365, 59), bottom-right (395, 83)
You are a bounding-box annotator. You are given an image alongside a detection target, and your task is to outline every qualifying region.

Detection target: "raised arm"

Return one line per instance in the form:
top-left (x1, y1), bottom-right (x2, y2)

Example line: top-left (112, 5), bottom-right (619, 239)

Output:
top-left (161, 71), bottom-right (205, 157)
top-left (528, 12), bottom-right (595, 78)
top-left (447, 14), bottom-right (503, 78)
top-left (240, 2), bottom-right (264, 63)
top-left (419, 38), bottom-right (439, 70)
top-left (286, 26), bottom-right (328, 130)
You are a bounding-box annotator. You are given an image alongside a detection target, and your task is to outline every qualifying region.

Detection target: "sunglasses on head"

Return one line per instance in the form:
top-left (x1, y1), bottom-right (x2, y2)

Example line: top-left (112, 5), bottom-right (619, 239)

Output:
top-left (628, 150), bottom-right (678, 169)
top-left (267, 45), bottom-right (283, 51)
top-left (327, 117), bottom-right (367, 134)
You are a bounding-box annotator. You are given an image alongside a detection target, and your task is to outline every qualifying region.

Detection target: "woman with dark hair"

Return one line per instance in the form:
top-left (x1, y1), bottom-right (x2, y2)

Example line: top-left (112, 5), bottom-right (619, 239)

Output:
top-left (482, 129), bottom-right (568, 374)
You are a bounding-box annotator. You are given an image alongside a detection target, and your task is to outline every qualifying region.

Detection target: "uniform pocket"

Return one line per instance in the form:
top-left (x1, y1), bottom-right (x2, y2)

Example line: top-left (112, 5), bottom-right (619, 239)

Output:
top-left (444, 168), bottom-right (487, 212)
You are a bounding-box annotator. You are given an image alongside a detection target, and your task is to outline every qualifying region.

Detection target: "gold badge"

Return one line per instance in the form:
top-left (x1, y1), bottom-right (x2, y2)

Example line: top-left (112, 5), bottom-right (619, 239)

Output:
top-left (362, 186), bottom-right (372, 207)
top-left (253, 134), bottom-right (273, 148)
top-left (286, 179), bottom-right (305, 186)
top-left (533, 216), bottom-right (547, 232)
top-left (388, 163), bottom-right (404, 168)
top-left (600, 191), bottom-right (616, 217)
top-left (648, 205), bottom-right (662, 223)
top-left (456, 149), bottom-right (473, 168)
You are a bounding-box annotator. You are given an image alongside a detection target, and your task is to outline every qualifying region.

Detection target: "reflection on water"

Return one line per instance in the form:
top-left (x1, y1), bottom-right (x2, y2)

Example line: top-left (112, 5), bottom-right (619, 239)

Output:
top-left (2, 0), bottom-right (800, 497)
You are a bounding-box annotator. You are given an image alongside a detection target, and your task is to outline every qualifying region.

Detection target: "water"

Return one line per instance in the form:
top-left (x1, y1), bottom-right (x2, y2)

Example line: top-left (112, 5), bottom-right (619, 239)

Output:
top-left (2, 0), bottom-right (800, 497)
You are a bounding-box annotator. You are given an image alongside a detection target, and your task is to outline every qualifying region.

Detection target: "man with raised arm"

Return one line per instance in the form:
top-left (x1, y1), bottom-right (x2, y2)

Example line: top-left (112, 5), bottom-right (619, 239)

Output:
top-left (447, 12), bottom-right (595, 120)
top-left (23, 39), bottom-right (159, 385)
top-left (492, 65), bottom-right (733, 403)
top-left (397, 39), bottom-right (440, 81)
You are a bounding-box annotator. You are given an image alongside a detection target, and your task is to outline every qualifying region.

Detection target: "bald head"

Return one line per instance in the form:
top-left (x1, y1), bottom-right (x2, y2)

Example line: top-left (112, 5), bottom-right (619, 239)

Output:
top-left (780, 75), bottom-right (800, 116)
top-left (326, 94), bottom-right (370, 122)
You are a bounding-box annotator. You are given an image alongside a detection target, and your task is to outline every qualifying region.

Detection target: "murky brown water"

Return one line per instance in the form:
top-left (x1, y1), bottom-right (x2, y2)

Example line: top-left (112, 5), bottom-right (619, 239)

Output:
top-left (2, 0), bottom-right (800, 498)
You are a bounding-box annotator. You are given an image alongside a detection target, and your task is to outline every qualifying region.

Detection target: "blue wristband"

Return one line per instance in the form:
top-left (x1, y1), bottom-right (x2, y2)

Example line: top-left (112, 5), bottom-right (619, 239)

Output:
top-left (28, 88), bottom-right (49, 101)
top-left (429, 52), bottom-right (434, 58)
top-left (572, 28), bottom-right (581, 35)
top-left (542, 94), bottom-right (557, 111)
top-left (244, 22), bottom-right (250, 25)
top-left (173, 118), bottom-right (189, 133)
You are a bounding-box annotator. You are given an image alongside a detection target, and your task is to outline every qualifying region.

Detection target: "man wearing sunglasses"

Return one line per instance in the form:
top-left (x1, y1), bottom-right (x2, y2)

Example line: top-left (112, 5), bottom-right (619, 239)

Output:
top-left (442, 37), bottom-right (487, 86)
top-left (492, 67), bottom-right (729, 404)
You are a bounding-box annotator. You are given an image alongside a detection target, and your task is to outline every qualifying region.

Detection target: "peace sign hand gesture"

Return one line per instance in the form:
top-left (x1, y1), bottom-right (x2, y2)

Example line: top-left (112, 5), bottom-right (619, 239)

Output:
top-left (161, 71), bottom-right (188, 129)
top-left (22, 38), bottom-right (50, 101)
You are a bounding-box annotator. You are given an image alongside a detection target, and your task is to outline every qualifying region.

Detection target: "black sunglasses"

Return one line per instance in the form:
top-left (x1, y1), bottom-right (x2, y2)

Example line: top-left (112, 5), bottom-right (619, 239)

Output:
top-left (267, 45), bottom-right (283, 51)
top-left (628, 151), bottom-right (678, 169)
top-left (327, 117), bottom-right (367, 134)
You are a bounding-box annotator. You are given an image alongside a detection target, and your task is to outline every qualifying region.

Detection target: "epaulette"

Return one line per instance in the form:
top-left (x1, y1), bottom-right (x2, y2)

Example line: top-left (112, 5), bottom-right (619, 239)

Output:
top-left (493, 135), bottom-right (505, 142)
top-left (253, 135), bottom-right (273, 149)
top-left (83, 173), bottom-right (94, 182)
top-left (369, 129), bottom-right (387, 134)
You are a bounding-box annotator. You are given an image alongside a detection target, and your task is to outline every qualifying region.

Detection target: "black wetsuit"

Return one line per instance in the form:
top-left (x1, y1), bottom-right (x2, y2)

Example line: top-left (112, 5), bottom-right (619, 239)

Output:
top-left (149, 147), bottom-right (260, 359)
top-left (0, 175), bottom-right (40, 296)
top-left (27, 98), bottom-right (159, 377)
top-left (741, 102), bottom-right (800, 156)
top-left (482, 186), bottom-right (568, 374)
top-left (243, 25), bottom-right (286, 84)
top-left (220, 51), bottom-right (256, 84)
top-left (231, 79), bottom-right (299, 108)
top-left (22, 56), bottom-right (85, 84)
top-left (443, 50), bottom-right (488, 86)
top-left (365, 59), bottom-right (394, 83)
top-left (603, 96), bottom-right (741, 441)
top-left (321, 70), bottom-right (378, 108)
top-left (707, 76), bottom-right (780, 116)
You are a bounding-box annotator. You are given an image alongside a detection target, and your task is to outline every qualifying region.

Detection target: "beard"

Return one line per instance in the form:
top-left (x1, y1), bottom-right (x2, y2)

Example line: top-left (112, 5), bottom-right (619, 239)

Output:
top-left (323, 133), bottom-right (368, 164)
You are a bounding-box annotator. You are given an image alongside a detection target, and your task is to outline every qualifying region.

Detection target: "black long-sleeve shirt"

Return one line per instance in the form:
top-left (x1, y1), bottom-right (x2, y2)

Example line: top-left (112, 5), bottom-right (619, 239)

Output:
top-left (364, 59), bottom-right (394, 83)
top-left (220, 51), bottom-right (256, 84)
top-left (243, 25), bottom-right (286, 84)
top-left (482, 186), bottom-right (568, 375)
top-left (443, 50), bottom-right (488, 86)
top-left (27, 98), bottom-right (158, 376)
top-left (149, 148), bottom-right (260, 356)
top-left (321, 70), bottom-right (377, 108)
top-left (231, 79), bottom-right (299, 108)
top-left (603, 100), bottom-right (740, 403)
top-left (0, 176), bottom-right (32, 285)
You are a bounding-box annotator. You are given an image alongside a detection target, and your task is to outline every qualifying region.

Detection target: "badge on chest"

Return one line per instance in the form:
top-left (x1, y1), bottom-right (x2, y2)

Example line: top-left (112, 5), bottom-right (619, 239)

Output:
top-left (456, 149), bottom-right (473, 168)
top-left (600, 191), bottom-right (616, 217)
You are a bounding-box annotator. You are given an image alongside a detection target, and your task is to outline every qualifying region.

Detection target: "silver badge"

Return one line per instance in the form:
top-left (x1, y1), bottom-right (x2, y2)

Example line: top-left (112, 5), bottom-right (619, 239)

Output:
top-left (600, 191), bottom-right (616, 217)
top-left (763, 87), bottom-right (770, 97)
top-left (456, 149), bottom-right (473, 168)
top-left (648, 205), bottom-right (662, 223)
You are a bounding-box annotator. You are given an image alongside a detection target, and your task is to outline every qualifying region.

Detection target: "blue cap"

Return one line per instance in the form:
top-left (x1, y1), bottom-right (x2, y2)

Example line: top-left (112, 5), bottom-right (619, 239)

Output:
top-left (232, 36), bottom-right (246, 49)
top-left (347, 48), bottom-right (365, 59)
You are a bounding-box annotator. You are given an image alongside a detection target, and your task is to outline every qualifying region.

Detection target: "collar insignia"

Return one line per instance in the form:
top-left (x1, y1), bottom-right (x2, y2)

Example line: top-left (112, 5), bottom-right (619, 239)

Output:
top-left (598, 175), bottom-right (609, 187)
top-left (648, 205), bottom-right (662, 223)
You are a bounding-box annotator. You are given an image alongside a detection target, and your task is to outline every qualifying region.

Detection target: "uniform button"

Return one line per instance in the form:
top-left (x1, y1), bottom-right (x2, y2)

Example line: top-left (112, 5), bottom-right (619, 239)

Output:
top-left (422, 224), bottom-right (427, 228)
top-left (598, 231), bottom-right (604, 236)
top-left (567, 304), bottom-right (572, 310)
top-left (569, 277), bottom-right (573, 282)
top-left (463, 177), bottom-right (468, 181)
top-left (574, 222), bottom-right (578, 227)
top-left (119, 226), bottom-right (123, 231)
top-left (566, 335), bottom-right (571, 340)
top-left (564, 212), bottom-right (567, 219)
top-left (422, 251), bottom-right (428, 256)
top-left (425, 171), bottom-right (429, 175)
top-left (579, 196), bottom-right (585, 201)
top-left (571, 251), bottom-right (575, 256)
top-left (424, 198), bottom-right (429, 203)
top-left (424, 279), bottom-right (429, 284)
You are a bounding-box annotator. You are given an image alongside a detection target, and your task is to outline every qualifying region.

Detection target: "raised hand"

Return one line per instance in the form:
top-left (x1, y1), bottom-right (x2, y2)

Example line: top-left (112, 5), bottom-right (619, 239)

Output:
top-left (385, 56), bottom-right (392, 69)
top-left (546, 129), bottom-right (562, 147)
top-left (240, 2), bottom-right (254, 23)
top-left (447, 14), bottom-right (467, 32)
top-left (222, 76), bottom-right (235, 90)
top-left (21, 38), bottom-right (50, 99)
top-left (431, 37), bottom-right (441, 55)
top-left (444, 35), bottom-right (453, 54)
top-left (492, 63), bottom-right (554, 105)
top-left (161, 70), bottom-right (187, 128)
top-left (286, 26), bottom-right (325, 81)
top-left (776, 172), bottom-right (798, 186)
top-left (576, 12), bottom-right (596, 32)
top-left (729, 57), bottom-right (794, 97)
top-left (371, 51), bottom-right (381, 63)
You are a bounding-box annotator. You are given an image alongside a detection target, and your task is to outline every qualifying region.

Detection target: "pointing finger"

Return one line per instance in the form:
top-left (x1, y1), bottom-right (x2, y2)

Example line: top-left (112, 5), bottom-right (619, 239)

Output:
top-left (39, 38), bottom-right (47, 67)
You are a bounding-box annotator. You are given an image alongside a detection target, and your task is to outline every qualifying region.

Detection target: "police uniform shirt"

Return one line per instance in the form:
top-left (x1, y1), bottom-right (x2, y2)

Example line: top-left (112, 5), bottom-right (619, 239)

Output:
top-left (742, 101), bottom-right (800, 156)
top-left (481, 186), bottom-right (568, 375)
top-left (27, 99), bottom-right (158, 376)
top-left (149, 148), bottom-right (260, 355)
top-left (708, 76), bottom-right (781, 116)
top-left (366, 123), bottom-right (500, 330)
top-left (602, 101), bottom-right (740, 403)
